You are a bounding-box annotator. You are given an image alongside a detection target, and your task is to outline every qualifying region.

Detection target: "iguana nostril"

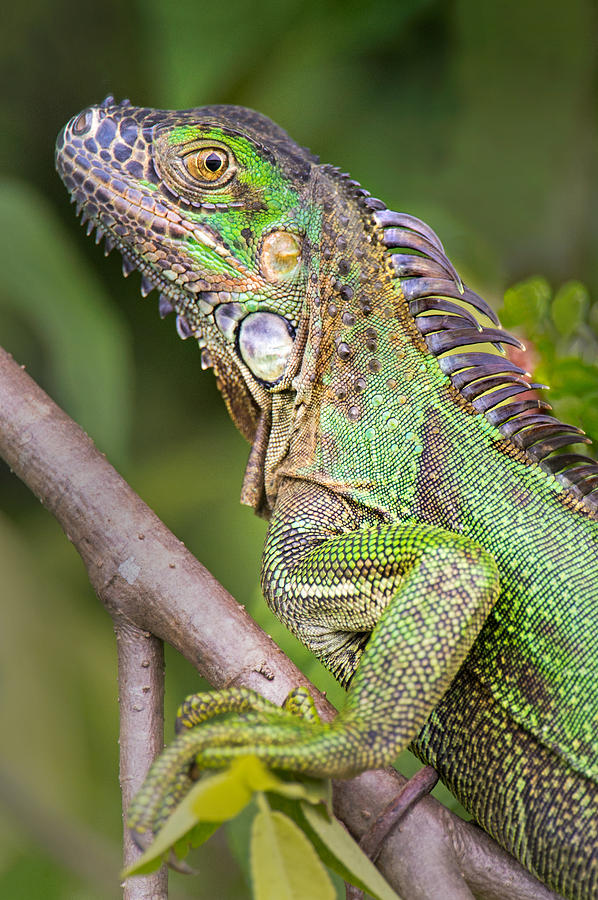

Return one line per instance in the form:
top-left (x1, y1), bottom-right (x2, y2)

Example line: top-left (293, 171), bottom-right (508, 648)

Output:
top-left (72, 109), bottom-right (93, 136)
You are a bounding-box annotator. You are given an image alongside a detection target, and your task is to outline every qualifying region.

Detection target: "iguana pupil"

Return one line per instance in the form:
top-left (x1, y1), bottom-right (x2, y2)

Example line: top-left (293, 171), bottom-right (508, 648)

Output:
top-left (205, 152), bottom-right (223, 171)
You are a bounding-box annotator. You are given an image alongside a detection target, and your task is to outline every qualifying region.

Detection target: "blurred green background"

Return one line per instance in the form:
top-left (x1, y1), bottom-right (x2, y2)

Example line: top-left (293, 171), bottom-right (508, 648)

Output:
top-left (1, 0), bottom-right (597, 897)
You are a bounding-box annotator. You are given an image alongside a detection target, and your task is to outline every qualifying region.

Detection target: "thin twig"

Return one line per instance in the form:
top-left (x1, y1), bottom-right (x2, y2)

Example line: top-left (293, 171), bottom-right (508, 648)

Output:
top-left (346, 766), bottom-right (439, 900)
top-left (360, 766), bottom-right (439, 861)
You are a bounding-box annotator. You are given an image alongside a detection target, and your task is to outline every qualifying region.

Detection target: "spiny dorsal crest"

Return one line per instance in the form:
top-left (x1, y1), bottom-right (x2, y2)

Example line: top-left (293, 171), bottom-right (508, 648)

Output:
top-left (370, 206), bottom-right (598, 511)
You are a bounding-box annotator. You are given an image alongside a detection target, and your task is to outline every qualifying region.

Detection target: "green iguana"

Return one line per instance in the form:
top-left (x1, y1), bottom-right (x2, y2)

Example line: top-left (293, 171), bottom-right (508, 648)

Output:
top-left (55, 97), bottom-right (597, 900)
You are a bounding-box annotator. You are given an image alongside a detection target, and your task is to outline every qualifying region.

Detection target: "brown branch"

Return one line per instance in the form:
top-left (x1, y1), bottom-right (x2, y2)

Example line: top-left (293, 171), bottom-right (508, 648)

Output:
top-left (0, 345), bottom-right (563, 900)
top-left (116, 624), bottom-right (168, 899)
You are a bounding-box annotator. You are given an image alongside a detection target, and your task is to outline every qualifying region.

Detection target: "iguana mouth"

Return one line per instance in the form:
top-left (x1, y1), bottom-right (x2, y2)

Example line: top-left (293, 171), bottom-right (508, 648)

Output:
top-left (65, 196), bottom-right (222, 340)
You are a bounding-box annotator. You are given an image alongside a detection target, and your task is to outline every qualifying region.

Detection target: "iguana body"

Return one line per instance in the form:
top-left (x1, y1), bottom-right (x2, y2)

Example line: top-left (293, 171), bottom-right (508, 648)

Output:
top-left (56, 99), bottom-right (598, 899)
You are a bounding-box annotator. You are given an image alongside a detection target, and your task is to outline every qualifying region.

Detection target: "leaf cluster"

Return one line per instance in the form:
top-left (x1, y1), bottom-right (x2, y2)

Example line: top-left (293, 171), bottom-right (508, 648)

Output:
top-left (124, 756), bottom-right (399, 900)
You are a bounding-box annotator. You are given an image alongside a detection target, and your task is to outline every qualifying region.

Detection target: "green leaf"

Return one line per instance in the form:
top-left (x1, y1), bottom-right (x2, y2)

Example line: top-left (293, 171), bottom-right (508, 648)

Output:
top-left (251, 807), bottom-right (335, 900)
top-left (122, 852), bottom-right (164, 877)
top-left (225, 800), bottom-right (258, 887)
top-left (124, 760), bottom-right (258, 876)
top-left (301, 802), bottom-right (401, 900)
top-left (176, 820), bottom-right (220, 855)
top-left (551, 280), bottom-right (589, 337)
top-left (267, 772), bottom-right (331, 806)
top-left (205, 754), bottom-right (330, 806)
top-left (123, 756), bottom-right (330, 877)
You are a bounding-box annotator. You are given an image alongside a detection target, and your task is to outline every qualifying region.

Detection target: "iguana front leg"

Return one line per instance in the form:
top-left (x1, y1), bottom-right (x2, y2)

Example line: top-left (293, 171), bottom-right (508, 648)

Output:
top-left (128, 481), bottom-right (499, 841)
top-left (260, 479), bottom-right (501, 765)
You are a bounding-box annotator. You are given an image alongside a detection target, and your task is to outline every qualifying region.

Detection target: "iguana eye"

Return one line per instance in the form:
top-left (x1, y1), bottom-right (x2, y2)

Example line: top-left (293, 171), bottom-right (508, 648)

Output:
top-left (184, 147), bottom-right (230, 182)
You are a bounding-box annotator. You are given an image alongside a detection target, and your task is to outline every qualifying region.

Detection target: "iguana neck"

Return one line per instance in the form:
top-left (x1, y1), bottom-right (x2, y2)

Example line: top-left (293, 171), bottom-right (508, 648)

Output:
top-left (238, 165), bottom-right (404, 514)
top-left (241, 163), bottom-right (427, 515)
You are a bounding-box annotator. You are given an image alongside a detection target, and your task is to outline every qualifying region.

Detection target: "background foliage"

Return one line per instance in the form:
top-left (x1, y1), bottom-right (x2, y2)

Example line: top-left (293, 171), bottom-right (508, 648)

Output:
top-left (1, 0), bottom-right (597, 897)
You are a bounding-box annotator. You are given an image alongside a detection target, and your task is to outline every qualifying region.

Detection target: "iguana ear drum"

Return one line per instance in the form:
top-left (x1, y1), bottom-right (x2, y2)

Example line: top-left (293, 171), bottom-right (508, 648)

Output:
top-left (260, 231), bottom-right (302, 282)
top-left (237, 312), bottom-right (295, 384)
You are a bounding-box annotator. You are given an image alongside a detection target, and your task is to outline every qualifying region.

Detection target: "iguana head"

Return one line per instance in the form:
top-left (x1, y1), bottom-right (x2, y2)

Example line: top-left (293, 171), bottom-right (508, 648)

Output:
top-left (56, 97), bottom-right (321, 446)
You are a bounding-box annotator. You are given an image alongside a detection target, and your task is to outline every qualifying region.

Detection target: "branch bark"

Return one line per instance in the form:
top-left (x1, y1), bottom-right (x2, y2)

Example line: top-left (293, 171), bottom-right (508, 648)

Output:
top-left (0, 346), bottom-right (563, 900)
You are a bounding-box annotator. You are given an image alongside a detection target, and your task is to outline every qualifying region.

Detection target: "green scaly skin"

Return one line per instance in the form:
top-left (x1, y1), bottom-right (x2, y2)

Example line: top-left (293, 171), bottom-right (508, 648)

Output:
top-left (56, 99), bottom-right (598, 899)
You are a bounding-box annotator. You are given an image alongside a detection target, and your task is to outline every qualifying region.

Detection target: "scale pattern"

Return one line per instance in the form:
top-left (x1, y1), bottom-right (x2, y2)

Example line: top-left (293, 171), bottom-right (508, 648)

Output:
top-left (56, 99), bottom-right (598, 899)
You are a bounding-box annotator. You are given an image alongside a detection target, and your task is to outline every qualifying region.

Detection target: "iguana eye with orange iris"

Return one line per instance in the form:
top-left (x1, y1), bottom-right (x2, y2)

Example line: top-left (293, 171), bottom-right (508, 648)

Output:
top-left (184, 148), bottom-right (229, 182)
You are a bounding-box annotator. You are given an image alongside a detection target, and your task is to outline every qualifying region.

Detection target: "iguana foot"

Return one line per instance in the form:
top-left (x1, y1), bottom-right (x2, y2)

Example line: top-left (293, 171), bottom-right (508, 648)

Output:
top-left (127, 685), bottom-right (348, 846)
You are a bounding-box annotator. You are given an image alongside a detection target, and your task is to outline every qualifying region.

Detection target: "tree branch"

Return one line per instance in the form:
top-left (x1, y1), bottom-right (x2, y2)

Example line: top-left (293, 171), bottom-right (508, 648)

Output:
top-left (116, 623), bottom-right (168, 899)
top-left (0, 346), bottom-right (562, 900)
